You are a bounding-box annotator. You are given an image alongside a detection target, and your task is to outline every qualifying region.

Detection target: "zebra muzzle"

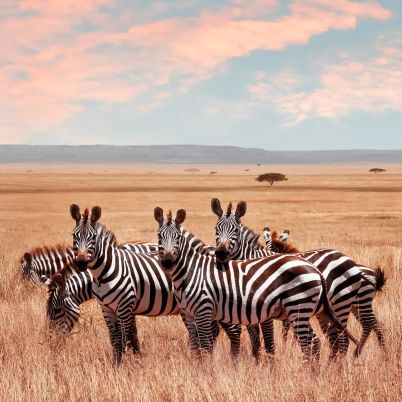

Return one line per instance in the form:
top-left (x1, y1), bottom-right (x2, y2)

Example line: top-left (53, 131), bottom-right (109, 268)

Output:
top-left (215, 247), bottom-right (230, 263)
top-left (160, 251), bottom-right (175, 269)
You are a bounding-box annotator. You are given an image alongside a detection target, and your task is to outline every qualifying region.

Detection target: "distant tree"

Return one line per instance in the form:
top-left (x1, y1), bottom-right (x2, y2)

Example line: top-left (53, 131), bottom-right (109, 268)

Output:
top-left (184, 168), bottom-right (200, 174)
top-left (256, 173), bottom-right (288, 186)
top-left (210, 171), bottom-right (218, 175)
top-left (369, 168), bottom-right (386, 174)
top-left (244, 169), bottom-right (250, 172)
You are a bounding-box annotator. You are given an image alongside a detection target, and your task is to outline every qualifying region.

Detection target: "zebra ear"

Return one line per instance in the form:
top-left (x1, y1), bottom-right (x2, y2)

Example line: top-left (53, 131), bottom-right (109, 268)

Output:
top-left (90, 206), bottom-right (102, 223)
top-left (279, 230), bottom-right (290, 242)
top-left (41, 275), bottom-right (56, 289)
top-left (154, 207), bottom-right (164, 226)
top-left (175, 209), bottom-right (186, 226)
top-left (70, 204), bottom-right (81, 224)
top-left (23, 252), bottom-right (32, 264)
top-left (235, 201), bottom-right (247, 221)
top-left (262, 227), bottom-right (272, 242)
top-left (211, 198), bottom-right (223, 217)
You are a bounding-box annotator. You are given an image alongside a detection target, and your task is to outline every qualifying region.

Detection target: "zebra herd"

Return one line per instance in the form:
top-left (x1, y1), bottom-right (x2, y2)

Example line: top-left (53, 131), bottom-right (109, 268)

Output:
top-left (19, 199), bottom-right (386, 365)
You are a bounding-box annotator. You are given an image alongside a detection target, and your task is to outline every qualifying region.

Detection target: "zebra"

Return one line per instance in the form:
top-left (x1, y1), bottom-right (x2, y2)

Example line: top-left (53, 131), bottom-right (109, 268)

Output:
top-left (43, 269), bottom-right (93, 335)
top-left (42, 229), bottom-right (240, 354)
top-left (20, 242), bottom-right (158, 286)
top-left (153, 206), bottom-right (358, 361)
top-left (20, 245), bottom-right (75, 285)
top-left (262, 227), bottom-right (386, 357)
top-left (211, 198), bottom-right (363, 359)
top-left (66, 204), bottom-right (241, 364)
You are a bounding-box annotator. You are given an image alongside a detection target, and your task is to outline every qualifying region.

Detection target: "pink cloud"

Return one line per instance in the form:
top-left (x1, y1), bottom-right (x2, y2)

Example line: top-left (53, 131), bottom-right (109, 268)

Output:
top-left (250, 47), bottom-right (402, 123)
top-left (0, 0), bottom-right (393, 140)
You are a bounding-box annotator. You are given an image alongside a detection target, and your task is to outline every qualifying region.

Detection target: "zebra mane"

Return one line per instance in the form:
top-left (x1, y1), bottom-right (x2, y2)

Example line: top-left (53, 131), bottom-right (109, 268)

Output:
top-left (240, 225), bottom-right (264, 249)
top-left (271, 231), bottom-right (300, 253)
top-left (23, 243), bottom-right (71, 261)
top-left (227, 202), bottom-right (232, 216)
top-left (166, 210), bottom-right (173, 222)
top-left (181, 228), bottom-right (207, 250)
top-left (82, 208), bottom-right (89, 223)
top-left (97, 223), bottom-right (118, 246)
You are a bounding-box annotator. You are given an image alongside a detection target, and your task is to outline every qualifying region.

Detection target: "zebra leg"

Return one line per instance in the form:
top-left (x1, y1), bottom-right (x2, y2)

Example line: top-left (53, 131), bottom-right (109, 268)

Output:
top-left (126, 315), bottom-right (141, 354)
top-left (180, 311), bottom-right (200, 350)
top-left (352, 306), bottom-right (385, 357)
top-left (246, 324), bottom-right (261, 361)
top-left (328, 319), bottom-right (350, 358)
top-left (220, 323), bottom-right (242, 358)
top-left (194, 307), bottom-right (214, 353)
top-left (282, 319), bottom-right (291, 342)
top-left (316, 312), bottom-right (342, 360)
top-left (101, 307), bottom-right (123, 365)
top-left (211, 321), bottom-right (220, 347)
top-left (292, 318), bottom-right (321, 362)
top-left (261, 319), bottom-right (275, 355)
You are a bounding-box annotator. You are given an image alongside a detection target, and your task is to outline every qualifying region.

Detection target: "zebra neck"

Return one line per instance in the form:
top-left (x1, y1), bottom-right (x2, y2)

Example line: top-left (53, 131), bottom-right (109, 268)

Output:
top-left (237, 225), bottom-right (265, 258)
top-left (87, 236), bottom-right (116, 280)
top-left (181, 229), bottom-right (211, 256)
top-left (170, 234), bottom-right (210, 290)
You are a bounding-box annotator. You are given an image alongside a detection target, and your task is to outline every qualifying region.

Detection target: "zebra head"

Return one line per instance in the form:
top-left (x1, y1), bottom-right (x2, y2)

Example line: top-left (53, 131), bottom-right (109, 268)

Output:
top-left (279, 229), bottom-right (290, 242)
top-left (42, 274), bottom-right (80, 334)
top-left (154, 207), bottom-right (186, 270)
top-left (20, 252), bottom-right (43, 285)
top-left (211, 198), bottom-right (247, 264)
top-left (262, 227), bottom-right (273, 251)
top-left (70, 204), bottom-right (101, 268)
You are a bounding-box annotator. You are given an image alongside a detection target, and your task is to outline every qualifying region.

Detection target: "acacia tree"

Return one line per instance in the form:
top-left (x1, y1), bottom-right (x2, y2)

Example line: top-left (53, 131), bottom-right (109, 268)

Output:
top-left (369, 168), bottom-right (386, 174)
top-left (256, 173), bottom-right (288, 186)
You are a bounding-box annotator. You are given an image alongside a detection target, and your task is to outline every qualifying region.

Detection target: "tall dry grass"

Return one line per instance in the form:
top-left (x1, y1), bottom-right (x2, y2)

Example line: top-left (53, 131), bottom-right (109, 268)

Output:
top-left (0, 166), bottom-right (401, 401)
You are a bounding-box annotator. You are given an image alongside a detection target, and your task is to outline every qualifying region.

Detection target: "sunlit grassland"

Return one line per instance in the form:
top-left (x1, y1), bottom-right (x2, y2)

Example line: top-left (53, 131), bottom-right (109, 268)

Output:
top-left (0, 165), bottom-right (401, 401)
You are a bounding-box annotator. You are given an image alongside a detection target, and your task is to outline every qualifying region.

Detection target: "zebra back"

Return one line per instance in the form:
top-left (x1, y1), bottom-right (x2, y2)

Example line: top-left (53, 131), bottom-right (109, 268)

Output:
top-left (20, 245), bottom-right (75, 285)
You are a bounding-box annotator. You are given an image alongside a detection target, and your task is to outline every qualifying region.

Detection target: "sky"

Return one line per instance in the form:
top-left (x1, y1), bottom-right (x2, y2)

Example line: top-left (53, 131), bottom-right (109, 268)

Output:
top-left (0, 0), bottom-right (401, 150)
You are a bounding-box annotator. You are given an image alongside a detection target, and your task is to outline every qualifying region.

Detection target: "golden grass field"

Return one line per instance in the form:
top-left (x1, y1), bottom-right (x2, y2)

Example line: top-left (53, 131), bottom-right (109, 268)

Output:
top-left (0, 164), bottom-right (401, 401)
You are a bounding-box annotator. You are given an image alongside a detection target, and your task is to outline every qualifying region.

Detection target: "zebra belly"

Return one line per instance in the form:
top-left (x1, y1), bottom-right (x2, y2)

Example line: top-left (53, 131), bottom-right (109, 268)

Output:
top-left (92, 277), bottom-right (136, 312)
top-left (133, 294), bottom-right (179, 316)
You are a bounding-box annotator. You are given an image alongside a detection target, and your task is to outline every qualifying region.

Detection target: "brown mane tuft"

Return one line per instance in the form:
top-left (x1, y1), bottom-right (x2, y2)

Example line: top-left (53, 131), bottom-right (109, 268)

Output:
top-left (167, 210), bottom-right (173, 222)
top-left (272, 238), bottom-right (300, 253)
top-left (227, 202), bottom-right (232, 216)
top-left (24, 243), bottom-right (70, 260)
top-left (82, 208), bottom-right (89, 223)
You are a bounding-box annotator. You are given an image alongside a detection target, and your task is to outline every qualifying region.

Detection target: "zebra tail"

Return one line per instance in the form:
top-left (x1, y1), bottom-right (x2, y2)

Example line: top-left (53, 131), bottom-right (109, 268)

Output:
top-left (374, 267), bottom-right (386, 292)
top-left (318, 273), bottom-right (359, 346)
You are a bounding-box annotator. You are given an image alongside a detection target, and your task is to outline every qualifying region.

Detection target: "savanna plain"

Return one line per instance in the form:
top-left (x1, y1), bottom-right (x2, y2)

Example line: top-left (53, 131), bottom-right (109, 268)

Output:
top-left (0, 164), bottom-right (401, 402)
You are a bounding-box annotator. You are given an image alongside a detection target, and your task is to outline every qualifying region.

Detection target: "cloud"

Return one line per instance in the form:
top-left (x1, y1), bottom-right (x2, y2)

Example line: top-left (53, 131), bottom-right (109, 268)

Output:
top-left (0, 1), bottom-right (392, 141)
top-left (249, 46), bottom-right (402, 124)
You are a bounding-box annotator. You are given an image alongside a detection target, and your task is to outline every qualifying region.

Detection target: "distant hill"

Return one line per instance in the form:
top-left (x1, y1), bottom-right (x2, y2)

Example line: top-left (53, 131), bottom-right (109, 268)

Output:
top-left (0, 145), bottom-right (400, 164)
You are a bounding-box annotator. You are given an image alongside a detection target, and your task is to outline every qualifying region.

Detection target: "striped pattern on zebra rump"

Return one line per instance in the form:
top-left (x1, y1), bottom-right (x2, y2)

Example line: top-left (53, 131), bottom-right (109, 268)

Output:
top-left (211, 198), bottom-right (362, 360)
top-left (154, 206), bottom-right (357, 361)
top-left (262, 227), bottom-right (386, 357)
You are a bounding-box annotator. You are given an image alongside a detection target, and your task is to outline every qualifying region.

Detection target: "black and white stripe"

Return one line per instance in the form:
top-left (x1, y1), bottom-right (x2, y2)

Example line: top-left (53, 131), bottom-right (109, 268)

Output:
top-left (154, 206), bottom-right (357, 361)
top-left (211, 198), bottom-right (362, 359)
top-left (44, 229), bottom-right (239, 353)
top-left (263, 227), bottom-right (386, 357)
top-left (65, 204), bottom-right (241, 364)
top-left (68, 204), bottom-right (182, 364)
